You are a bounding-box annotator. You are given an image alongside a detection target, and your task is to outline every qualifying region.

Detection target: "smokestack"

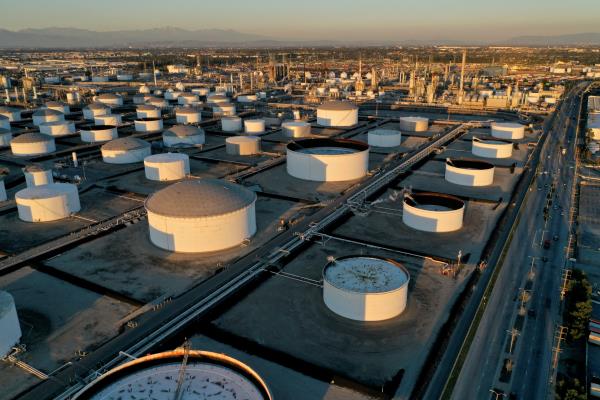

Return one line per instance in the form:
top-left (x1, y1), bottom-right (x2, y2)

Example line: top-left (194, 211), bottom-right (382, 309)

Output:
top-left (459, 49), bottom-right (467, 95)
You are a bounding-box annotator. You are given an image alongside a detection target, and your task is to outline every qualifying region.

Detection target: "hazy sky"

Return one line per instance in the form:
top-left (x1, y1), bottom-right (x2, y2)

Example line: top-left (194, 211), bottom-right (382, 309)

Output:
top-left (1, 0), bottom-right (599, 41)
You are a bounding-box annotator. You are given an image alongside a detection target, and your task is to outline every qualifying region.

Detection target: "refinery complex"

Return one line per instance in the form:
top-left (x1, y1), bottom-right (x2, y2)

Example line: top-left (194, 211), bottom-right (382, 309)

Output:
top-left (0, 40), bottom-right (599, 400)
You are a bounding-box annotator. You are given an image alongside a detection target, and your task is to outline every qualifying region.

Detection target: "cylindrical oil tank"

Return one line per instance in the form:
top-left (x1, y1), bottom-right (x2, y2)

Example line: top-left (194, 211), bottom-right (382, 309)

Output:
top-left (282, 121), bottom-right (311, 138)
top-left (226, 136), bottom-right (261, 155)
top-left (23, 164), bottom-right (53, 187)
top-left (399, 116), bottom-right (429, 132)
top-left (178, 93), bottom-right (199, 105)
top-left (135, 118), bottom-right (163, 132)
top-left (71, 349), bottom-right (272, 400)
top-left (16, 183), bottom-right (80, 222)
top-left (316, 101), bottom-right (358, 127)
top-left (367, 129), bottom-right (402, 147)
top-left (83, 103), bottom-right (110, 120)
top-left (176, 107), bottom-right (202, 124)
top-left (445, 158), bottom-right (495, 187)
top-left (286, 138), bottom-right (369, 182)
top-left (65, 91), bottom-right (81, 104)
top-left (222, 116), bottom-right (243, 132)
top-left (44, 101), bottom-right (70, 115)
top-left (164, 89), bottom-right (181, 100)
top-left (323, 256), bottom-right (410, 321)
top-left (39, 120), bottom-right (76, 136)
top-left (244, 119), bottom-right (265, 135)
top-left (207, 93), bottom-right (229, 104)
top-left (237, 94), bottom-right (258, 103)
top-left (136, 105), bottom-right (161, 119)
top-left (163, 125), bottom-right (205, 148)
top-left (11, 133), bottom-right (56, 156)
top-left (0, 291), bottom-right (21, 356)
top-left (0, 129), bottom-right (11, 147)
top-left (147, 97), bottom-right (169, 109)
top-left (0, 107), bottom-right (21, 122)
top-left (32, 109), bottom-right (64, 126)
top-left (491, 122), bottom-right (525, 140)
top-left (213, 103), bottom-right (236, 116)
top-left (145, 179), bottom-right (257, 253)
top-left (94, 114), bottom-right (122, 127)
top-left (472, 137), bottom-right (513, 158)
top-left (116, 74), bottom-right (133, 81)
top-left (133, 93), bottom-right (152, 105)
top-left (0, 115), bottom-right (10, 130)
top-left (144, 153), bottom-right (190, 181)
top-left (139, 85), bottom-right (151, 94)
top-left (96, 93), bottom-right (123, 107)
top-left (402, 192), bottom-right (465, 232)
top-left (101, 137), bottom-right (151, 164)
top-left (80, 125), bottom-right (118, 143)
top-left (191, 87), bottom-right (210, 96)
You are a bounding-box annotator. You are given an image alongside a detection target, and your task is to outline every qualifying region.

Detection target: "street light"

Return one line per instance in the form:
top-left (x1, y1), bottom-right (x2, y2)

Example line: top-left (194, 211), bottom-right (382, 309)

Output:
top-left (489, 388), bottom-right (506, 399)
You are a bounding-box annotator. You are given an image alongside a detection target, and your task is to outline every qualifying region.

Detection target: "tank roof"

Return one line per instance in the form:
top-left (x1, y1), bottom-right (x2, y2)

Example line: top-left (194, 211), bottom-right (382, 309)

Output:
top-left (11, 132), bottom-right (53, 144)
top-left (33, 108), bottom-right (63, 117)
top-left (176, 106), bottom-right (202, 114)
top-left (446, 158), bottom-right (495, 170)
top-left (136, 104), bottom-right (158, 111)
top-left (287, 138), bottom-right (368, 153)
top-left (145, 179), bottom-right (256, 218)
top-left (101, 137), bottom-right (150, 151)
top-left (318, 100), bottom-right (358, 111)
top-left (324, 256), bottom-right (409, 293)
top-left (145, 153), bottom-right (188, 163)
top-left (85, 102), bottom-right (110, 110)
top-left (163, 125), bottom-right (203, 137)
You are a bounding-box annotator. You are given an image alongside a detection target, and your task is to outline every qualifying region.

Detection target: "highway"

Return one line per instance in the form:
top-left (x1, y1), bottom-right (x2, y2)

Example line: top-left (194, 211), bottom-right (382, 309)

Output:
top-left (450, 81), bottom-right (589, 400)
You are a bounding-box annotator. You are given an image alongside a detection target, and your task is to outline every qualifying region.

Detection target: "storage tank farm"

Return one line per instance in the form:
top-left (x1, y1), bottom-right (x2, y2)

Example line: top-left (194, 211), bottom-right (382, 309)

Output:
top-left (83, 103), bottom-right (111, 120)
top-left (72, 349), bottom-right (272, 400)
top-left (445, 158), bottom-right (495, 186)
top-left (316, 101), bottom-right (359, 127)
top-left (23, 164), bottom-right (53, 187)
top-left (145, 179), bottom-right (257, 253)
top-left (15, 183), bottom-right (80, 222)
top-left (0, 106), bottom-right (22, 122)
top-left (144, 153), bottom-right (190, 181)
top-left (368, 129), bottom-right (402, 147)
top-left (94, 114), bottom-right (122, 127)
top-left (136, 104), bottom-right (161, 119)
top-left (0, 291), bottom-right (21, 357)
top-left (399, 116), bottom-right (429, 132)
top-left (472, 136), bottom-right (514, 158)
top-left (10, 132), bottom-right (56, 156)
top-left (244, 119), bottom-right (266, 135)
top-left (101, 137), bottom-right (151, 164)
top-left (323, 256), bottom-right (410, 321)
top-left (286, 138), bottom-right (369, 182)
top-left (134, 117), bottom-right (163, 132)
top-left (0, 115), bottom-right (10, 131)
top-left (222, 116), bottom-right (243, 132)
top-left (402, 192), bottom-right (465, 232)
top-left (162, 125), bottom-right (205, 148)
top-left (226, 136), bottom-right (261, 155)
top-left (32, 109), bottom-right (64, 126)
top-left (39, 120), bottom-right (75, 136)
top-left (176, 106), bottom-right (202, 124)
top-left (282, 120), bottom-right (311, 138)
top-left (80, 125), bottom-right (118, 143)
top-left (491, 122), bottom-right (525, 140)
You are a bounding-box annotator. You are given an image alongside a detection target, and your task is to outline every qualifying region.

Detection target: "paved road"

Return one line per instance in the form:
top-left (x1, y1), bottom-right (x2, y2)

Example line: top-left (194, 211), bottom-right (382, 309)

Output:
top-left (450, 82), bottom-right (588, 400)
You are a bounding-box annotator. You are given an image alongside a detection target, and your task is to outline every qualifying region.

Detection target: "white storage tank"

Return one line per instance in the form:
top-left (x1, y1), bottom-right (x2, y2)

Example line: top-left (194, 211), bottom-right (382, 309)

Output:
top-left (147, 97), bottom-right (169, 109)
top-left (244, 119), bottom-right (266, 135)
top-left (133, 93), bottom-right (152, 105)
top-left (323, 256), bottom-right (410, 321)
top-left (226, 136), bottom-right (261, 155)
top-left (176, 107), bottom-right (202, 124)
top-left (0, 106), bottom-right (21, 122)
top-left (145, 179), bottom-right (257, 253)
top-left (0, 115), bottom-right (10, 131)
top-left (144, 153), bottom-right (190, 181)
top-left (96, 93), bottom-right (123, 107)
top-left (213, 103), bottom-right (236, 116)
top-left (23, 164), bottom-right (53, 187)
top-left (139, 85), bottom-right (151, 94)
top-left (11, 133), bottom-right (56, 156)
top-left (316, 101), bottom-right (358, 127)
top-left (39, 120), bottom-right (76, 136)
top-left (402, 192), bottom-right (465, 233)
top-left (0, 173), bottom-right (6, 202)
top-left (0, 291), bottom-right (21, 356)
top-left (222, 116), bottom-right (243, 132)
top-left (178, 93), bottom-right (199, 105)
top-left (116, 73), bottom-right (133, 81)
top-left (163, 125), bottom-right (205, 148)
top-left (445, 158), bottom-right (495, 187)
top-left (16, 183), bottom-right (80, 222)
top-left (237, 94), bottom-right (258, 103)
top-left (286, 138), bottom-right (369, 182)
top-left (164, 89), bottom-right (182, 101)
top-left (65, 91), bottom-right (81, 104)
top-left (101, 137), bottom-right (151, 164)
top-left (83, 103), bottom-right (111, 120)
top-left (80, 125), bottom-right (118, 143)
top-left (32, 109), bottom-right (64, 126)
top-left (368, 129), bottom-right (402, 147)
top-left (0, 129), bottom-right (11, 147)
top-left (399, 116), bottom-right (429, 132)
top-left (135, 118), bottom-right (163, 132)
top-left (44, 101), bottom-right (70, 115)
top-left (72, 349), bottom-right (272, 400)
top-left (94, 114), bottom-right (122, 127)
top-left (207, 93), bottom-right (229, 104)
top-left (282, 121), bottom-right (311, 138)
top-left (472, 137), bottom-right (513, 159)
top-left (491, 122), bottom-right (525, 140)
top-left (136, 105), bottom-right (161, 119)
top-left (191, 87), bottom-right (210, 96)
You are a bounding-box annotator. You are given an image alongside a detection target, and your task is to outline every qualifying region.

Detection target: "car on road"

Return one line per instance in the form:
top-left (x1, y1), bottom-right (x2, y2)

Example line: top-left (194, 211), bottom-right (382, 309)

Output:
top-left (553, 234), bottom-right (559, 241)
top-left (543, 240), bottom-right (551, 249)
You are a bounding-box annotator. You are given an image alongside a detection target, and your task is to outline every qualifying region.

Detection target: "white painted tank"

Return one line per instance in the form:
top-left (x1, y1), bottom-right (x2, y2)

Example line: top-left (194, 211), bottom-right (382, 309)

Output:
top-left (0, 115), bottom-right (10, 131)
top-left (11, 133), bottom-right (56, 156)
top-left (163, 125), bottom-right (205, 148)
top-left (133, 94), bottom-right (152, 105)
top-left (66, 91), bottom-right (81, 104)
top-left (286, 138), bottom-right (369, 182)
top-left (139, 85), bottom-right (151, 94)
top-left (207, 93), bottom-right (229, 104)
top-left (213, 103), bottom-right (236, 116)
top-left (23, 164), bottom-right (53, 187)
top-left (445, 158), bottom-right (495, 187)
top-left (135, 118), bottom-right (163, 132)
top-left (0, 291), bottom-right (21, 356)
top-left (145, 179), bottom-right (257, 253)
top-left (94, 114), bottom-right (122, 127)
top-left (472, 137), bottom-right (513, 158)
top-left (164, 89), bottom-right (181, 100)
top-left (16, 183), bottom-right (80, 222)
top-left (0, 129), bottom-right (11, 147)
top-left (399, 116), bottom-right (429, 132)
top-left (323, 256), bottom-right (410, 321)
top-left (116, 74), bottom-right (133, 81)
top-left (44, 101), bottom-right (70, 115)
top-left (192, 87), bottom-right (210, 96)
top-left (101, 137), bottom-right (151, 164)
top-left (176, 107), bottom-right (202, 124)
top-left (244, 119), bottom-right (266, 135)
top-left (222, 116), bottom-right (243, 132)
top-left (83, 103), bottom-right (110, 120)
top-left (491, 122), bottom-right (525, 140)
top-left (71, 349), bottom-right (272, 400)
top-left (80, 125), bottom-right (118, 143)
top-left (0, 178), bottom-right (6, 202)
top-left (226, 136), bottom-right (261, 155)
top-left (147, 97), bottom-right (169, 109)
top-left (136, 105), bottom-right (161, 119)
top-left (96, 93), bottom-right (123, 107)
top-left (32, 109), bottom-right (64, 126)
top-left (282, 121), bottom-right (311, 138)
top-left (316, 101), bottom-right (358, 127)
top-left (39, 120), bottom-right (76, 136)
top-left (144, 153), bottom-right (190, 181)
top-left (0, 107), bottom-right (21, 122)
top-left (237, 94), bottom-right (258, 103)
top-left (178, 93), bottom-right (199, 105)
top-left (402, 192), bottom-right (465, 232)
top-left (368, 129), bottom-right (402, 147)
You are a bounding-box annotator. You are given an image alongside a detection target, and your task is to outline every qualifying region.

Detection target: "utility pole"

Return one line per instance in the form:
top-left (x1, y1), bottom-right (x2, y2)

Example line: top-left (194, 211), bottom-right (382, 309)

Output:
top-left (552, 325), bottom-right (568, 369)
top-left (560, 269), bottom-right (572, 300)
top-left (489, 389), bottom-right (506, 400)
top-left (519, 288), bottom-right (531, 315)
top-left (507, 328), bottom-right (520, 353)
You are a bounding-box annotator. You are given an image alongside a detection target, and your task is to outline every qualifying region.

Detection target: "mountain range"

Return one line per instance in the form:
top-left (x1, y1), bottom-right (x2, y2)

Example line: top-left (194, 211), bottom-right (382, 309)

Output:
top-left (0, 27), bottom-right (599, 48)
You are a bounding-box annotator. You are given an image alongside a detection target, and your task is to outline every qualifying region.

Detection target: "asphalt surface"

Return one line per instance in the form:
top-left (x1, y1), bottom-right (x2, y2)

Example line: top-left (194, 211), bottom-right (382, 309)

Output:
top-left (450, 82), bottom-right (588, 400)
